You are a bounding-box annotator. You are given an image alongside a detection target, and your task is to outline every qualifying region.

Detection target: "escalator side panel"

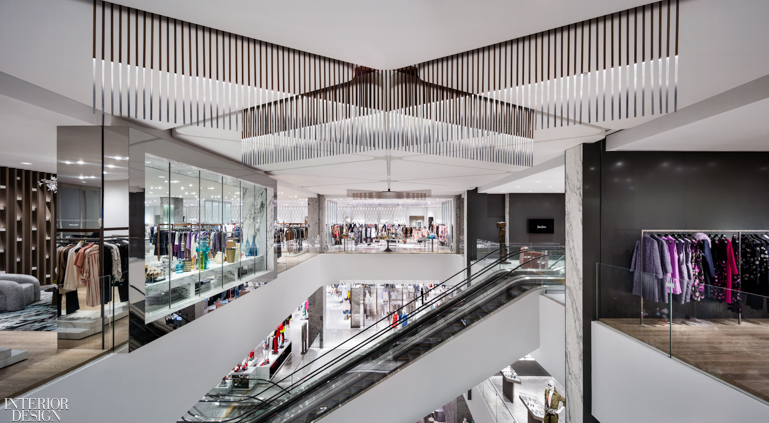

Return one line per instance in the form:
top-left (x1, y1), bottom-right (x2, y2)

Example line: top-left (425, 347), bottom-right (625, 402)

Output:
top-left (321, 290), bottom-right (542, 423)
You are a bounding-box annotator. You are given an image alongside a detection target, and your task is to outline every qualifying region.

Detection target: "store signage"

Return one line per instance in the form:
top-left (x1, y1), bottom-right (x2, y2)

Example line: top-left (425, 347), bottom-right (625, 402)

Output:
top-left (528, 219), bottom-right (554, 234)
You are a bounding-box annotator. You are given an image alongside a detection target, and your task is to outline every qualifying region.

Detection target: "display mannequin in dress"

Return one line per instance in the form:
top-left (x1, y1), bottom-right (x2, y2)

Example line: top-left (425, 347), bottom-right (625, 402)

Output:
top-left (544, 379), bottom-right (565, 423)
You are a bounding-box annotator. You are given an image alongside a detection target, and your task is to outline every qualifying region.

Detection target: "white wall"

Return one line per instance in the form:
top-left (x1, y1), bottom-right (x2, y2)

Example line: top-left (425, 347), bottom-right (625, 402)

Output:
top-left (592, 322), bottom-right (769, 423)
top-left (530, 296), bottom-right (565, 385)
top-left (324, 289), bottom-right (541, 423)
top-left (103, 180), bottom-right (128, 232)
top-left (0, 254), bottom-right (463, 423)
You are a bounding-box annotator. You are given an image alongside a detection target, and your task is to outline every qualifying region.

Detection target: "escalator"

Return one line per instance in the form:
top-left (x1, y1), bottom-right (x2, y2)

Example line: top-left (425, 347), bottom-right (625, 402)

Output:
top-left (183, 247), bottom-right (564, 423)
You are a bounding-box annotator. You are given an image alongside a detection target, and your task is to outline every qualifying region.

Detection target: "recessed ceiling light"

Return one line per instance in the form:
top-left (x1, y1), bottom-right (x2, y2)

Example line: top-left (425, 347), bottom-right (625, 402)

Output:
top-left (159, 176), bottom-right (166, 179)
top-left (107, 164), bottom-right (115, 168)
top-left (76, 161), bottom-right (84, 165)
top-left (20, 162), bottom-right (32, 165)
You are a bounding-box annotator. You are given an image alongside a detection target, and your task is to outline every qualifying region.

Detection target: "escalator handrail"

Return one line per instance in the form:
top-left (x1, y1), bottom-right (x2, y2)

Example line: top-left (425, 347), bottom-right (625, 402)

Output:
top-left (241, 252), bottom-right (565, 423)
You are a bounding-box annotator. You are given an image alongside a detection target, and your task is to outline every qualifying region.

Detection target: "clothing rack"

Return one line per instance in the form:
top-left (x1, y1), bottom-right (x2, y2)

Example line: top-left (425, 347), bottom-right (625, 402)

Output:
top-left (640, 229), bottom-right (769, 328)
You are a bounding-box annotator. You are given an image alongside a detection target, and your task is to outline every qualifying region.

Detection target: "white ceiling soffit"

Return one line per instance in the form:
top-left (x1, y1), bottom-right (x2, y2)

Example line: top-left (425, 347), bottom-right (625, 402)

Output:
top-left (607, 74), bottom-right (769, 151)
top-left (492, 165), bottom-right (565, 194)
top-left (479, 156), bottom-right (565, 194)
top-left (276, 180), bottom-right (317, 200)
top-left (109, 0), bottom-right (651, 70)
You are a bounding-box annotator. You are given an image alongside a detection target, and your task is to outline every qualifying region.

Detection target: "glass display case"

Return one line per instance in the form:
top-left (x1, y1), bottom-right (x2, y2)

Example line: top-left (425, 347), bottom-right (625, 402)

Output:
top-left (143, 155), bottom-right (268, 321)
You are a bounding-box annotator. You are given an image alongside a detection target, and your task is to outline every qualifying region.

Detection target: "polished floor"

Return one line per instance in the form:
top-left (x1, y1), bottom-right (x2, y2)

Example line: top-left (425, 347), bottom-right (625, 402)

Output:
top-left (0, 331), bottom-right (107, 399)
top-left (601, 318), bottom-right (769, 403)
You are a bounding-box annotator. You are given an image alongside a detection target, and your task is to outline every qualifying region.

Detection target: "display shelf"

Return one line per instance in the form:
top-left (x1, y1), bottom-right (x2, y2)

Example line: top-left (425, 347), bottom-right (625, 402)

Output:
top-left (144, 268), bottom-right (271, 323)
top-left (0, 167), bottom-right (56, 282)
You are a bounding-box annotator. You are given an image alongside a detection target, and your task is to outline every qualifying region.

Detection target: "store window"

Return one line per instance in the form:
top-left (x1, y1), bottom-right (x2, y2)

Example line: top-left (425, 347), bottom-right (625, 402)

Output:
top-left (143, 156), bottom-right (268, 322)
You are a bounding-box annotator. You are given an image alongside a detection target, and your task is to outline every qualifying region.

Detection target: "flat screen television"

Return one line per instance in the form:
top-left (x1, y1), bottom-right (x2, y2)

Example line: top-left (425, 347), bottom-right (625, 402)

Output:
top-left (528, 219), bottom-right (554, 234)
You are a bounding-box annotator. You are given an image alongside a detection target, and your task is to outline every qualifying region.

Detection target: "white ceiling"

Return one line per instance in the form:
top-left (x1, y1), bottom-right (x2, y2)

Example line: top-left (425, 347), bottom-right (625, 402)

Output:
top-left (485, 165), bottom-right (566, 194)
top-left (109, 0), bottom-right (652, 70)
top-left (613, 97), bottom-right (769, 151)
top-left (0, 94), bottom-right (85, 173)
top-left (2, 0), bottom-right (769, 198)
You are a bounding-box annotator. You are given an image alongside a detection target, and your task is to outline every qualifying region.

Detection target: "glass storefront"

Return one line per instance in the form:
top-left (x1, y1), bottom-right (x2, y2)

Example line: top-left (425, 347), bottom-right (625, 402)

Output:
top-left (143, 155), bottom-right (268, 321)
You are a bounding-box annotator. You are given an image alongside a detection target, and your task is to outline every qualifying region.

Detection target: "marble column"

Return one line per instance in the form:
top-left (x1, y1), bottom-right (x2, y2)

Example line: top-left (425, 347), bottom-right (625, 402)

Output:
top-left (565, 144), bottom-right (584, 423)
top-left (455, 395), bottom-right (472, 423)
top-left (307, 286), bottom-right (325, 348)
top-left (318, 195), bottom-right (327, 251)
top-left (307, 197), bottom-right (319, 248)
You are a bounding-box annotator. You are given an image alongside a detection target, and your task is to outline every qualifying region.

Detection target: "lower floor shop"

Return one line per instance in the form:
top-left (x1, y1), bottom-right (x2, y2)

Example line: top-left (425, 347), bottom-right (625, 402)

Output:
top-left (474, 357), bottom-right (566, 423)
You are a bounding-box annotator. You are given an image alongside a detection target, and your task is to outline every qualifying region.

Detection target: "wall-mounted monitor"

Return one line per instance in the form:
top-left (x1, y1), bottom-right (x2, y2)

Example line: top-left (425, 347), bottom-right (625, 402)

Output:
top-left (528, 219), bottom-right (554, 234)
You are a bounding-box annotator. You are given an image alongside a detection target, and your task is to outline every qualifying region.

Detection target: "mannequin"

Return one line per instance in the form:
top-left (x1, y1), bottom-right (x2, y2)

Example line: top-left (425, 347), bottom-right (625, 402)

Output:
top-left (544, 379), bottom-right (565, 423)
top-left (497, 221), bottom-right (509, 263)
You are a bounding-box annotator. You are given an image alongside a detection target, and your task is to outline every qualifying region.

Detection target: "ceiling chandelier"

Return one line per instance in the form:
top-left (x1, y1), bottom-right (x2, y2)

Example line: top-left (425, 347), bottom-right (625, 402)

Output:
top-left (90, 1), bottom-right (680, 167)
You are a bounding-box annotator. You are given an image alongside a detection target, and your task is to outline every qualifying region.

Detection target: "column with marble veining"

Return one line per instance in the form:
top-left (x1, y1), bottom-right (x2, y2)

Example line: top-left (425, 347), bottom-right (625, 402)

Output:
top-left (565, 144), bottom-right (584, 423)
top-left (307, 286), bottom-right (325, 348)
top-left (266, 187), bottom-right (275, 271)
top-left (318, 195), bottom-right (327, 251)
top-left (307, 197), bottom-right (319, 250)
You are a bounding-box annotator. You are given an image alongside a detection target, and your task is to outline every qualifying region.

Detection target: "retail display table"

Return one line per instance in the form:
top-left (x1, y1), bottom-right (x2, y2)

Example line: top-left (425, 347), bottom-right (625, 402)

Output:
top-left (518, 392), bottom-right (545, 423)
top-left (210, 379), bottom-right (233, 396)
top-left (230, 340), bottom-right (293, 389)
top-left (501, 373), bottom-right (521, 402)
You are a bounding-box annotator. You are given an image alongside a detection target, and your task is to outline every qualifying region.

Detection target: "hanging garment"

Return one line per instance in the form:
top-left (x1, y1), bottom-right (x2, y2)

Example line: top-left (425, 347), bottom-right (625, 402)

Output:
top-left (690, 242), bottom-right (706, 301)
top-left (711, 238), bottom-right (728, 302)
top-left (728, 236), bottom-right (741, 312)
top-left (743, 237), bottom-right (769, 310)
top-left (631, 235), bottom-right (663, 302)
top-left (663, 236), bottom-right (682, 296)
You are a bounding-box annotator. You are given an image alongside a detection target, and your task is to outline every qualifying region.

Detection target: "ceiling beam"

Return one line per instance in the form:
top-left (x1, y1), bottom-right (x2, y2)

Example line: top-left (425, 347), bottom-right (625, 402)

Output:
top-left (607, 73), bottom-right (769, 150)
top-left (477, 155), bottom-right (564, 193)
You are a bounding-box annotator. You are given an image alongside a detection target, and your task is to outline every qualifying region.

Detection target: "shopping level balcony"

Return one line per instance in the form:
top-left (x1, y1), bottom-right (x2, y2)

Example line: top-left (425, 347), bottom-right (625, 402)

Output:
top-left (595, 263), bottom-right (769, 418)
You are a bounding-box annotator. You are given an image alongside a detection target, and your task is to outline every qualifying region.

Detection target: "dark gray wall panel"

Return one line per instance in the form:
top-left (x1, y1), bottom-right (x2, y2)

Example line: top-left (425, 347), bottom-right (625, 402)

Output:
top-left (466, 189), bottom-right (505, 261)
top-left (600, 151), bottom-right (769, 270)
top-left (507, 194), bottom-right (565, 245)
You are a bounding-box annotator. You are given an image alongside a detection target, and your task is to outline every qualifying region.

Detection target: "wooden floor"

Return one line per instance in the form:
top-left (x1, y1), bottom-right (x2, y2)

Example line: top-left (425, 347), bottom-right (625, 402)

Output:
top-left (0, 332), bottom-right (107, 399)
top-left (601, 318), bottom-right (769, 403)
top-left (0, 286), bottom-right (130, 398)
